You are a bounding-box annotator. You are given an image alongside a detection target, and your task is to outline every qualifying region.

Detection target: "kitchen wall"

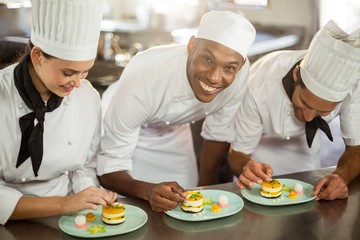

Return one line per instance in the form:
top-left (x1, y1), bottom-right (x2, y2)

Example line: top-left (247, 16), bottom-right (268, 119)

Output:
top-left (102, 0), bottom-right (319, 50)
top-left (319, 0), bottom-right (360, 32)
top-left (238, 0), bottom-right (318, 48)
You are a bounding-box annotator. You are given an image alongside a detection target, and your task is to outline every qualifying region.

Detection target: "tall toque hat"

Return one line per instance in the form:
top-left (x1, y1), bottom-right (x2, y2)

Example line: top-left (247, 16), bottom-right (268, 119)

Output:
top-left (196, 10), bottom-right (256, 58)
top-left (300, 20), bottom-right (360, 102)
top-left (30, 0), bottom-right (104, 61)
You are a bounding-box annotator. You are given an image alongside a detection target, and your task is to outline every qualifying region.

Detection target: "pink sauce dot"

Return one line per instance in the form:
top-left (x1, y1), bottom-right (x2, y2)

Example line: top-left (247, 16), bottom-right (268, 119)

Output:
top-left (74, 222), bottom-right (88, 229)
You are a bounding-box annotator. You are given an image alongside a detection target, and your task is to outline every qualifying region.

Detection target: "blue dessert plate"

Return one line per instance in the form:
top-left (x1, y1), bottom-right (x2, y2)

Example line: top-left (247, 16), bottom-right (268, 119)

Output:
top-left (240, 178), bottom-right (316, 206)
top-left (59, 204), bottom-right (147, 238)
top-left (165, 189), bottom-right (244, 221)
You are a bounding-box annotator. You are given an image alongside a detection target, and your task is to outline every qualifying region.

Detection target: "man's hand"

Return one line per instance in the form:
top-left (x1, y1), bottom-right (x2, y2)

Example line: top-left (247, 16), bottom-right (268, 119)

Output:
top-left (312, 174), bottom-right (348, 200)
top-left (146, 182), bottom-right (187, 212)
top-left (236, 160), bottom-right (273, 189)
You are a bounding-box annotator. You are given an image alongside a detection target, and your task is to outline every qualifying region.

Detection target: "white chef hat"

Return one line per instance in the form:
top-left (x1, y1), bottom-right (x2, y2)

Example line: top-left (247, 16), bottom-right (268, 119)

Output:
top-left (300, 20), bottom-right (360, 102)
top-left (196, 10), bottom-right (256, 58)
top-left (30, 0), bottom-right (104, 61)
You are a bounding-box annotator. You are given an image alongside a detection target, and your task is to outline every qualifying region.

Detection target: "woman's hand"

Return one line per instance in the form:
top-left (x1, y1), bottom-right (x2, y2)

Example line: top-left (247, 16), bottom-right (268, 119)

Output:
top-left (62, 186), bottom-right (118, 214)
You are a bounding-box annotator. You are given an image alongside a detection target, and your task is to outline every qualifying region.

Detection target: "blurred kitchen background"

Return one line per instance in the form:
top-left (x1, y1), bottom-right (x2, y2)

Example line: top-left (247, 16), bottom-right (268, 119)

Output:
top-left (1, 0), bottom-right (359, 181)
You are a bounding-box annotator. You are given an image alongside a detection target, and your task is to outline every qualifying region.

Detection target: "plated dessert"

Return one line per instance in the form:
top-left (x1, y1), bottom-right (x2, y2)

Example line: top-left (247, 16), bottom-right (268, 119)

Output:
top-left (260, 179), bottom-right (283, 198)
top-left (181, 191), bottom-right (204, 213)
top-left (241, 178), bottom-right (315, 206)
top-left (166, 189), bottom-right (244, 221)
top-left (102, 202), bottom-right (126, 225)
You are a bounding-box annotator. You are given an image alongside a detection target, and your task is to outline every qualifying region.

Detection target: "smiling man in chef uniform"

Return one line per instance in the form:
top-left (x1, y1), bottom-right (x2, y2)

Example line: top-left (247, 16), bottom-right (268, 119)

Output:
top-left (97, 10), bottom-right (256, 211)
top-left (229, 21), bottom-right (360, 200)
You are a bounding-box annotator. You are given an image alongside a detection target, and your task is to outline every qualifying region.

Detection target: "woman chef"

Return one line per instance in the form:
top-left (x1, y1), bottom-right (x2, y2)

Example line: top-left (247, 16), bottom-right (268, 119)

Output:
top-left (0, 0), bottom-right (117, 225)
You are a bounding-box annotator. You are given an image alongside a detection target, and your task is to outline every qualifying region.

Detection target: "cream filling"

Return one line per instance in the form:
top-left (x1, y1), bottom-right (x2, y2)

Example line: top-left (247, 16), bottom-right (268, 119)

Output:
top-left (181, 198), bottom-right (204, 212)
top-left (181, 204), bottom-right (204, 213)
top-left (182, 198), bottom-right (204, 206)
top-left (102, 211), bottom-right (125, 219)
top-left (262, 185), bottom-right (282, 193)
top-left (101, 215), bottom-right (125, 224)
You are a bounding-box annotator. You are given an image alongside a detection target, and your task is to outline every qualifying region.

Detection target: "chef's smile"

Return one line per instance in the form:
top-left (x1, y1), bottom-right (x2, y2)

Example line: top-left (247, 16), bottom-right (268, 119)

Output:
top-left (199, 80), bottom-right (220, 94)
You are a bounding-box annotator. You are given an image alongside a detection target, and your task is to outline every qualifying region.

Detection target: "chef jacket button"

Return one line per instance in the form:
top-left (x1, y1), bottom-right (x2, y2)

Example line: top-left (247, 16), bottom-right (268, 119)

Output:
top-left (205, 112), bottom-right (209, 116)
top-left (165, 121), bottom-right (170, 125)
top-left (18, 103), bottom-right (24, 109)
top-left (285, 136), bottom-right (290, 140)
top-left (64, 171), bottom-right (69, 175)
top-left (175, 98), bottom-right (179, 102)
top-left (286, 111), bottom-right (290, 116)
top-left (67, 141), bottom-right (73, 145)
top-left (191, 120), bottom-right (196, 124)
top-left (21, 178), bottom-right (26, 182)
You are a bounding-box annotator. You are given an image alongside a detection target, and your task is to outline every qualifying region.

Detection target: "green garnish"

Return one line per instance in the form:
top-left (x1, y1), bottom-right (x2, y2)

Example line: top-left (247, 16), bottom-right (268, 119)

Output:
top-left (190, 191), bottom-right (201, 198)
top-left (282, 185), bottom-right (292, 192)
top-left (203, 197), bottom-right (212, 205)
top-left (87, 224), bottom-right (106, 234)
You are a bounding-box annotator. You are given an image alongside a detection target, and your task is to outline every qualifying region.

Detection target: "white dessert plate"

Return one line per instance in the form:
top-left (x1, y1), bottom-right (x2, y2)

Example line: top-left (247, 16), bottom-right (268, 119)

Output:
top-left (59, 204), bottom-right (147, 238)
top-left (165, 189), bottom-right (244, 221)
top-left (240, 178), bottom-right (316, 206)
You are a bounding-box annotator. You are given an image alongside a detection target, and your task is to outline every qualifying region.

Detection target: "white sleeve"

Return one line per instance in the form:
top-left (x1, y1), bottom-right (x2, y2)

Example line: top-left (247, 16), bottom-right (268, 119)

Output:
top-left (0, 183), bottom-right (23, 225)
top-left (96, 82), bottom-right (148, 176)
top-left (341, 84), bottom-right (360, 146)
top-left (71, 96), bottom-right (102, 193)
top-left (231, 86), bottom-right (264, 154)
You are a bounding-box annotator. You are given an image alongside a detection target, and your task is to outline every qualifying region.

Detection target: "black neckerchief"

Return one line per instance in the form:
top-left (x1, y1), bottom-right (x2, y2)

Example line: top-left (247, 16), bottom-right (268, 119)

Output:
top-left (282, 61), bottom-right (333, 148)
top-left (13, 54), bottom-right (63, 176)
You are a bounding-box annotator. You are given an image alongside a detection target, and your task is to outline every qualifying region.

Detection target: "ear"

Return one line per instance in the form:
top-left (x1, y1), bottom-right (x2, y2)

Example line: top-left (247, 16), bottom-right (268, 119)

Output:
top-left (30, 46), bottom-right (42, 65)
top-left (293, 64), bottom-right (300, 82)
top-left (187, 36), bottom-right (196, 54)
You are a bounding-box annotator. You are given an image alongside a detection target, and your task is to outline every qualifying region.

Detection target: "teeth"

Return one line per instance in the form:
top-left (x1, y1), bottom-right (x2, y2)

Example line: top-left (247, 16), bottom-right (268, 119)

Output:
top-left (199, 81), bottom-right (217, 92)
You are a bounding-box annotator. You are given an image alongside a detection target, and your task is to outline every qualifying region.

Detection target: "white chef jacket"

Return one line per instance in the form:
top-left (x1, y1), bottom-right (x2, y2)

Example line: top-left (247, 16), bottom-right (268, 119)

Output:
top-left (0, 63), bottom-right (102, 225)
top-left (232, 50), bottom-right (360, 175)
top-left (97, 44), bottom-right (250, 188)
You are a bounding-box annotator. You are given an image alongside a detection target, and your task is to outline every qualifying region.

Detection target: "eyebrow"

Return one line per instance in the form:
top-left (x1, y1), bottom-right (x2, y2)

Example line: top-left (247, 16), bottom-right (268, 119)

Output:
top-left (63, 68), bottom-right (90, 73)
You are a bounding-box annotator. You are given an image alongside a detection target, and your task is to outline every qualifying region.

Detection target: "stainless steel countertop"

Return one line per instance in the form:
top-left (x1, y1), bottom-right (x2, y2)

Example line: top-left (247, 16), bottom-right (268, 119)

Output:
top-left (1, 167), bottom-right (359, 240)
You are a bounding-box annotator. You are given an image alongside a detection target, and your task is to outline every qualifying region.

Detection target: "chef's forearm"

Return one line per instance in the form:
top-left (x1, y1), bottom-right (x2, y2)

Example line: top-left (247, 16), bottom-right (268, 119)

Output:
top-left (99, 171), bottom-right (154, 201)
top-left (198, 139), bottom-right (230, 186)
top-left (333, 145), bottom-right (360, 185)
top-left (10, 196), bottom-right (67, 220)
top-left (228, 148), bottom-right (251, 177)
